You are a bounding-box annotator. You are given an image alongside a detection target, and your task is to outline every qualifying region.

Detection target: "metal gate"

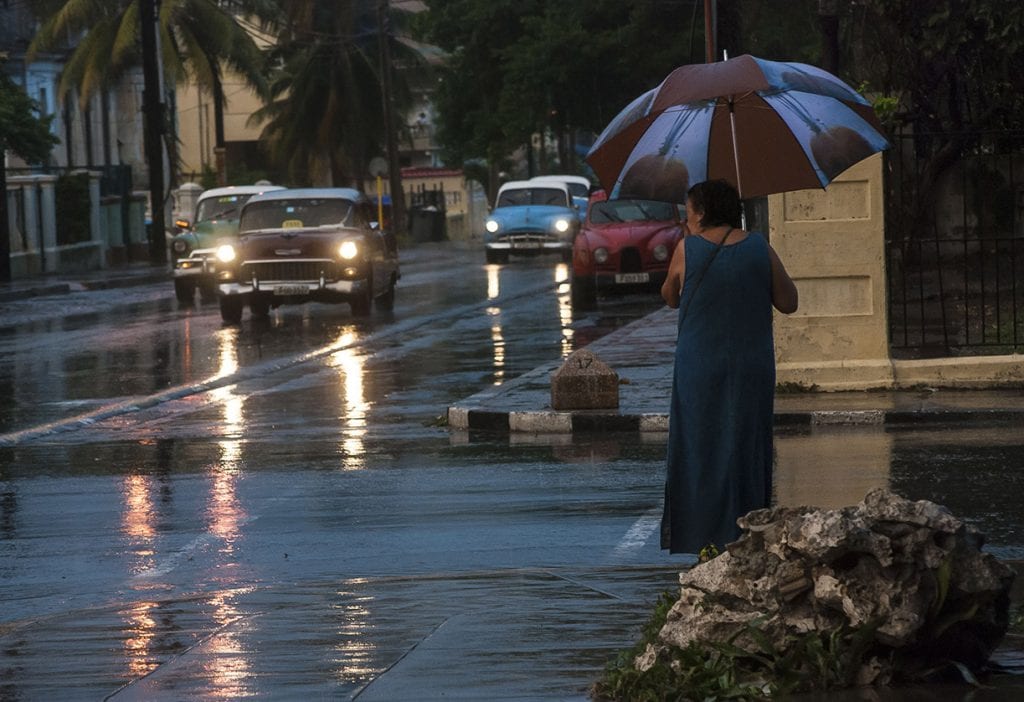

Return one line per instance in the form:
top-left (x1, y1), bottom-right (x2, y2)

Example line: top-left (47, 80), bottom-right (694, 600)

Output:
top-left (885, 129), bottom-right (1024, 357)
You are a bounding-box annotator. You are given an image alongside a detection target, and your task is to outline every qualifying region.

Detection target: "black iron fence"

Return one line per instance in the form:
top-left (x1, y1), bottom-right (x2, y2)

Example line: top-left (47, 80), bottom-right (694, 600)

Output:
top-left (885, 129), bottom-right (1024, 357)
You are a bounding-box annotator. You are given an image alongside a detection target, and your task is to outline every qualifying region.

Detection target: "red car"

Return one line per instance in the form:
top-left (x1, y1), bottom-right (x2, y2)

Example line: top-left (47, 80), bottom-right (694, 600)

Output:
top-left (571, 190), bottom-right (685, 306)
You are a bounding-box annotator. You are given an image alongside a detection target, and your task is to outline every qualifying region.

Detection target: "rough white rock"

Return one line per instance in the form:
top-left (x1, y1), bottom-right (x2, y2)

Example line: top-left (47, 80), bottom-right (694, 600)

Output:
top-left (639, 488), bottom-right (1015, 686)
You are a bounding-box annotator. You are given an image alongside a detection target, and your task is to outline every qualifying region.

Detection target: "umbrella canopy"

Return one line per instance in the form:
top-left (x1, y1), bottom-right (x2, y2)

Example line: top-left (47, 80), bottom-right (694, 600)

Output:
top-left (585, 54), bottom-right (890, 201)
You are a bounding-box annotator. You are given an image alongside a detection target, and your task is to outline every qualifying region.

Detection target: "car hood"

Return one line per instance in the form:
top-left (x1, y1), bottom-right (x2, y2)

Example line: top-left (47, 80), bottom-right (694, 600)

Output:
top-left (489, 205), bottom-right (575, 225)
top-left (581, 222), bottom-right (682, 248)
top-left (237, 228), bottom-right (363, 258)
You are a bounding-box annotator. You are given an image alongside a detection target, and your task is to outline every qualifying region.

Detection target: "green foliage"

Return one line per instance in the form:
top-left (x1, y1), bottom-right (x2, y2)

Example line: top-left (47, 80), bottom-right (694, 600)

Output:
top-left (0, 62), bottom-right (58, 164)
top-left (1010, 605), bottom-right (1024, 634)
top-left (843, 0), bottom-right (1024, 134)
top-left (200, 164), bottom-right (218, 191)
top-left (698, 543), bottom-right (720, 563)
top-left (29, 1), bottom-right (271, 103)
top-left (593, 603), bottom-right (884, 702)
top-left (251, 0), bottom-right (424, 185)
top-left (54, 172), bottom-right (92, 246)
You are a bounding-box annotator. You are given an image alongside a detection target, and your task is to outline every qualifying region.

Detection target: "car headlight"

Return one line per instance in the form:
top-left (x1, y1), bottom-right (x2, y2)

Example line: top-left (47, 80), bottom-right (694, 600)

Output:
top-left (554, 218), bottom-right (570, 233)
top-left (172, 238), bottom-right (189, 254)
top-left (653, 244), bottom-right (669, 261)
top-left (339, 240), bottom-right (359, 259)
top-left (594, 247), bottom-right (609, 264)
top-left (216, 244), bottom-right (236, 263)
top-left (485, 219), bottom-right (499, 233)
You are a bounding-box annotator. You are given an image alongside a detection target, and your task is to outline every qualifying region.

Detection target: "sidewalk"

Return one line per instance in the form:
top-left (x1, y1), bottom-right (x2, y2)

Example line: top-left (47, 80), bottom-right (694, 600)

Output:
top-left (0, 261), bottom-right (171, 303)
top-left (448, 306), bottom-right (1024, 433)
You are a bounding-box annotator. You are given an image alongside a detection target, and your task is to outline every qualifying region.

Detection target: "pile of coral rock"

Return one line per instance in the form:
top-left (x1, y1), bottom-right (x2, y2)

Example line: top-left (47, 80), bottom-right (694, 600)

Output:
top-left (637, 488), bottom-right (1015, 685)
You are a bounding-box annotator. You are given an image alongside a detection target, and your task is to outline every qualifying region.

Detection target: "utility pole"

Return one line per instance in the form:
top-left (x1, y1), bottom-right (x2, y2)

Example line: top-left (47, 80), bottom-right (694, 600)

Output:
top-left (376, 0), bottom-right (407, 240)
top-left (139, 0), bottom-right (167, 264)
top-left (818, 0), bottom-right (840, 75)
top-left (704, 0), bottom-right (717, 63)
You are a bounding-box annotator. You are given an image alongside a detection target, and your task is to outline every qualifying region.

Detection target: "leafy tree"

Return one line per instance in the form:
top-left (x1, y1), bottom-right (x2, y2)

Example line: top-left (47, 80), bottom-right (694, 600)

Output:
top-left (250, 0), bottom-right (423, 188)
top-left (418, 0), bottom-right (822, 199)
top-left (841, 0), bottom-right (1024, 230)
top-left (28, 0), bottom-right (274, 180)
top-left (415, 0), bottom-right (542, 198)
top-left (0, 63), bottom-right (59, 281)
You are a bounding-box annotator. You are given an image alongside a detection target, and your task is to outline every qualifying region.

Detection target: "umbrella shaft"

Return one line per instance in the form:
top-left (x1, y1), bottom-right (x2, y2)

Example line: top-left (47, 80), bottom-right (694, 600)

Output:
top-left (729, 99), bottom-right (742, 198)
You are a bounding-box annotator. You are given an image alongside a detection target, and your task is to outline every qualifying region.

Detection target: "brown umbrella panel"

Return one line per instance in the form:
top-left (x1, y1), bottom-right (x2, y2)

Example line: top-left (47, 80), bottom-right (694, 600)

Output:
top-left (586, 55), bottom-right (890, 201)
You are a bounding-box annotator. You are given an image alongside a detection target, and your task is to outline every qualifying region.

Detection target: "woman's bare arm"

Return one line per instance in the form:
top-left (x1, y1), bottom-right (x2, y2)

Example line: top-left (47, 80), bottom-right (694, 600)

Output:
top-left (661, 239), bottom-right (686, 308)
top-left (768, 244), bottom-right (798, 314)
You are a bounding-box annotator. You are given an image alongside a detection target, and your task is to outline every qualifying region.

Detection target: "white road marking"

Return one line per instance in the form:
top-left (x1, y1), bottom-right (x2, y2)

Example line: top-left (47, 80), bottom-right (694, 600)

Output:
top-left (613, 507), bottom-right (662, 557)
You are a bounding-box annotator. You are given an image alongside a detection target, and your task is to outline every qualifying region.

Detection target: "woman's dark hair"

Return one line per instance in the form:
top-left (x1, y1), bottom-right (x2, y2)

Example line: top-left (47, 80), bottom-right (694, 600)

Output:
top-left (687, 179), bottom-right (742, 229)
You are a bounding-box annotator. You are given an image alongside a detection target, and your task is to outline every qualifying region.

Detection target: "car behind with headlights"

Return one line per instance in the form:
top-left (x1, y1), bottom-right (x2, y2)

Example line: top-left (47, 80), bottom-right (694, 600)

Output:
top-left (170, 184), bottom-right (284, 303)
top-left (571, 190), bottom-right (684, 306)
top-left (529, 174), bottom-right (592, 220)
top-left (483, 180), bottom-right (579, 264)
top-left (213, 188), bottom-right (399, 323)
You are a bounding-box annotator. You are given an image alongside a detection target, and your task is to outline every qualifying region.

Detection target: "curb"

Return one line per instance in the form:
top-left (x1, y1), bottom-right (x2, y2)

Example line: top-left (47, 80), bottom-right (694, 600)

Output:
top-left (447, 406), bottom-right (1024, 434)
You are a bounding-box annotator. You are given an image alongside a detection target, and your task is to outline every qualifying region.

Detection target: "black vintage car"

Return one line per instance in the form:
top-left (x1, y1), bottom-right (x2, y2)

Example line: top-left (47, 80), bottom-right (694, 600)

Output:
top-left (214, 188), bottom-right (400, 324)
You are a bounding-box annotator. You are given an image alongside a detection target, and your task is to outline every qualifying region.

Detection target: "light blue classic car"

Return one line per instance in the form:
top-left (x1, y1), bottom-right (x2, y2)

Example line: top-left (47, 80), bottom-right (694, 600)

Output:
top-left (483, 180), bottom-right (580, 264)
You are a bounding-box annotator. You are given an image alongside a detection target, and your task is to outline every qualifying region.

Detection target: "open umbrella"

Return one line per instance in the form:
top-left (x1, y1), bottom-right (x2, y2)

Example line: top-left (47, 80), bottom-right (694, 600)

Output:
top-left (585, 54), bottom-right (890, 202)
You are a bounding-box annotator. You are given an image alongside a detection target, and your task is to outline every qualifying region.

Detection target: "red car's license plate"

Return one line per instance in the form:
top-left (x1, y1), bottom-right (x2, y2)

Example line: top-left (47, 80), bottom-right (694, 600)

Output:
top-left (274, 285), bottom-right (307, 295)
top-left (615, 272), bottom-right (650, 284)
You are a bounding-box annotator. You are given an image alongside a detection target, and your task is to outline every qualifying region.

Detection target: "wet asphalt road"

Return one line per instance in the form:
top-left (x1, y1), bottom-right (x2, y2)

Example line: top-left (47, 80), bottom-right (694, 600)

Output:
top-left (1, 244), bottom-right (1023, 699)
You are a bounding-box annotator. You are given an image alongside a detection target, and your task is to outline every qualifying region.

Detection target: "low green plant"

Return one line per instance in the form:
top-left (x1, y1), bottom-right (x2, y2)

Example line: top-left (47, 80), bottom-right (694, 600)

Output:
top-left (593, 598), bottom-right (883, 701)
top-left (1009, 605), bottom-right (1024, 634)
top-left (424, 414), bottom-right (449, 427)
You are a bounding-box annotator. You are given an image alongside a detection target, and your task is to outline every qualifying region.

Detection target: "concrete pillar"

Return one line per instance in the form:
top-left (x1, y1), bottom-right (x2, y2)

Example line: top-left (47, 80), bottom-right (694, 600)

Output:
top-left (20, 179), bottom-right (39, 257)
top-left (37, 175), bottom-right (58, 273)
top-left (770, 153), bottom-right (894, 390)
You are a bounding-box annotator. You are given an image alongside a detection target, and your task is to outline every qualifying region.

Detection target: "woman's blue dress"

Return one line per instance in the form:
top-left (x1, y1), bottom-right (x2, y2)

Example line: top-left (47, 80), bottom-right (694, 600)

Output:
top-left (661, 232), bottom-right (775, 554)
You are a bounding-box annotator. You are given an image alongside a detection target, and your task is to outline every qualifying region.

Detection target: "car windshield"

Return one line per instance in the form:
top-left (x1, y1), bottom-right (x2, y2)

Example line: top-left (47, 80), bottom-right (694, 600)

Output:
top-left (194, 194), bottom-right (252, 223)
top-left (240, 199), bottom-right (355, 231)
top-left (589, 199), bottom-right (679, 224)
top-left (496, 187), bottom-right (568, 208)
top-left (565, 183), bottom-right (589, 199)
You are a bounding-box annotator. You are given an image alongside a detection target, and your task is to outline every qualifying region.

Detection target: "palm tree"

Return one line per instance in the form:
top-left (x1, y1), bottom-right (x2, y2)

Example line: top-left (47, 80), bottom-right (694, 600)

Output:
top-left (28, 0), bottom-right (274, 180)
top-left (250, 0), bottom-right (423, 188)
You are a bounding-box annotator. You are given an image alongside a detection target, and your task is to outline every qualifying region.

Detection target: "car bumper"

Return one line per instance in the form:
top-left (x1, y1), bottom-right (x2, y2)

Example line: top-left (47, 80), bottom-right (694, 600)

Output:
top-left (218, 278), bottom-right (365, 297)
top-left (174, 254), bottom-right (218, 279)
top-left (486, 237), bottom-right (571, 253)
top-left (594, 270), bottom-right (668, 289)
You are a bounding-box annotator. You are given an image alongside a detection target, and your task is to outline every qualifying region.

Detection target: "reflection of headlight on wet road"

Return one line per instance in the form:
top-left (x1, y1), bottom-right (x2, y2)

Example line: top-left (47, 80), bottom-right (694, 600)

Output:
top-left (485, 220), bottom-right (499, 233)
top-left (554, 218), bottom-right (570, 233)
top-left (216, 245), bottom-right (236, 262)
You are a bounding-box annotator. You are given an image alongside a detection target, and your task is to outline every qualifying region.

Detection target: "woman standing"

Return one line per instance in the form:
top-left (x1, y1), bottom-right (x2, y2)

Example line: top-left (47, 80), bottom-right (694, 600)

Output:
top-left (660, 180), bottom-right (798, 554)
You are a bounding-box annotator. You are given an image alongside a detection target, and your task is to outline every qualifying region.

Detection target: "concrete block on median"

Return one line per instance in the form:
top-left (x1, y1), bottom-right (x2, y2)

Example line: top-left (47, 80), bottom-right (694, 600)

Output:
top-left (550, 349), bottom-right (619, 410)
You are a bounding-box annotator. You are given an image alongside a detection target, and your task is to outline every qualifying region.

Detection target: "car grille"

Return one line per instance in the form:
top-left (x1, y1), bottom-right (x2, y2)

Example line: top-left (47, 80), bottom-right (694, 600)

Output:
top-left (242, 260), bottom-right (336, 282)
top-left (619, 247), bottom-right (642, 272)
